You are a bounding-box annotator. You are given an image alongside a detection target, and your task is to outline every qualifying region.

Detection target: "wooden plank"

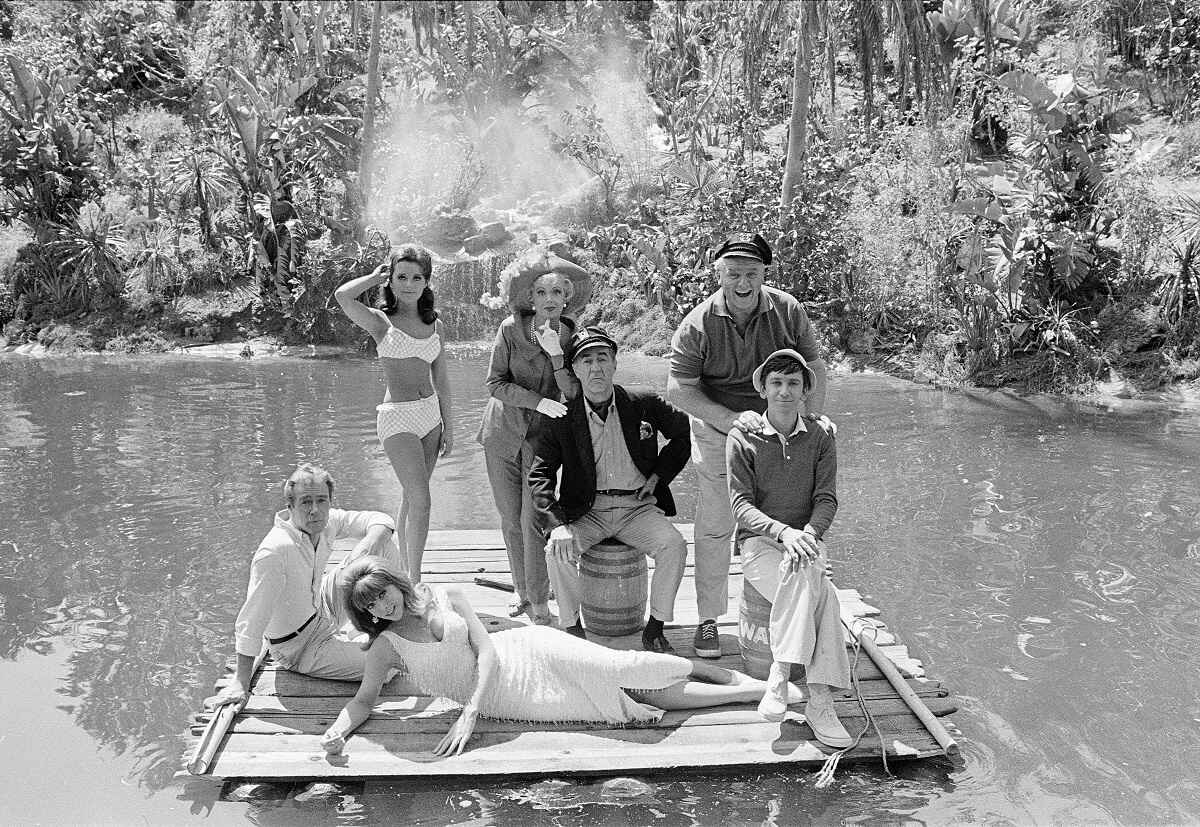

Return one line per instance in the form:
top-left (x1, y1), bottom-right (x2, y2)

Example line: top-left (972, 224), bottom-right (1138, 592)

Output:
top-left (211, 696), bottom-right (959, 737)
top-left (199, 691), bottom-right (956, 733)
top-left (202, 715), bottom-right (945, 779)
top-left (192, 526), bottom-right (956, 779)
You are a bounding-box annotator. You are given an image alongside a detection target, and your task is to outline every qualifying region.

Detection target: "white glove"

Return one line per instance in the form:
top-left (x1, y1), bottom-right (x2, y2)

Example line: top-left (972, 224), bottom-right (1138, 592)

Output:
top-left (535, 398), bottom-right (567, 418)
top-left (533, 320), bottom-right (563, 357)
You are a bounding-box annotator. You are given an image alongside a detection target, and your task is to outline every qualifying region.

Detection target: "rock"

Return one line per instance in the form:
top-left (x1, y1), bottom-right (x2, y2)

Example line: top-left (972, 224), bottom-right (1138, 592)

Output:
top-left (224, 781), bottom-right (286, 802)
top-left (600, 777), bottom-right (654, 799)
top-left (478, 221), bottom-right (512, 245)
top-left (463, 234), bottom-right (492, 256)
top-left (293, 781), bottom-right (357, 804)
top-left (845, 327), bottom-right (876, 355)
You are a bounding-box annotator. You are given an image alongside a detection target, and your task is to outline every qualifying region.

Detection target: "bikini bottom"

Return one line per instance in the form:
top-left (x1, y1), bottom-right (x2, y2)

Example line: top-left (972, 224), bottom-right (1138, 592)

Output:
top-left (377, 395), bottom-right (441, 442)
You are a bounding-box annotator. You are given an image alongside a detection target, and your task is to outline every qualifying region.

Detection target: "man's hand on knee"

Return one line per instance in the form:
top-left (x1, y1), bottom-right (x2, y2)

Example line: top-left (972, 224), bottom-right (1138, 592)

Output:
top-left (546, 524), bottom-right (581, 564)
top-left (779, 527), bottom-right (820, 572)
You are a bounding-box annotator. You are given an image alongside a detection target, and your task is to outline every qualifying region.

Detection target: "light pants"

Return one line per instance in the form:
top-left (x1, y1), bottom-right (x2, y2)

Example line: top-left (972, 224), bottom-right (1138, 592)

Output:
top-left (547, 494), bottom-right (686, 627)
top-left (484, 440), bottom-right (550, 605)
top-left (269, 613), bottom-right (366, 681)
top-left (691, 418), bottom-right (736, 621)
top-left (277, 538), bottom-right (404, 681)
top-left (741, 536), bottom-right (850, 690)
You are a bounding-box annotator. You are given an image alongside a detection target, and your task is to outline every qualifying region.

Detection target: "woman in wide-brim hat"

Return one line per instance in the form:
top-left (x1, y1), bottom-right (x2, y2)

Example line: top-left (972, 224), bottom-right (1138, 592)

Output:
top-left (476, 248), bottom-right (591, 624)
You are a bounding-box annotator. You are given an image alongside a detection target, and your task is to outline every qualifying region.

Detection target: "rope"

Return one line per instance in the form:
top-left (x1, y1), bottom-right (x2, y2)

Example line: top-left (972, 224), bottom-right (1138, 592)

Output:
top-left (813, 623), bottom-right (892, 789)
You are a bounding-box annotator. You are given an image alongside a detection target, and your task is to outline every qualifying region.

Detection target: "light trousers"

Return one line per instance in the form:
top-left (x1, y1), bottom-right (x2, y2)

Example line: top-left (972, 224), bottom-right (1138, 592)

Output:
top-left (547, 495), bottom-right (686, 627)
top-left (691, 418), bottom-right (736, 620)
top-left (741, 535), bottom-right (850, 690)
top-left (484, 439), bottom-right (550, 604)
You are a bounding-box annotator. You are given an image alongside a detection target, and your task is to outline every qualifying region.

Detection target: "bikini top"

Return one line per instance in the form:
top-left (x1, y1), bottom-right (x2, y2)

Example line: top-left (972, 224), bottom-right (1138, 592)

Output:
top-left (377, 325), bottom-right (441, 363)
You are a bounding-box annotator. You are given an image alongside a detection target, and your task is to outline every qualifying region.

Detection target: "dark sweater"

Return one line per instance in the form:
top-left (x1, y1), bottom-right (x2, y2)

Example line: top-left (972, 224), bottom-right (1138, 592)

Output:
top-left (725, 417), bottom-right (838, 544)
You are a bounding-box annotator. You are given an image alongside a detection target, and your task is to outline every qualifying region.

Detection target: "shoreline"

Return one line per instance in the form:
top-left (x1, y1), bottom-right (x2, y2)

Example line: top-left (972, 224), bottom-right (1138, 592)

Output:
top-left (5, 333), bottom-right (1199, 419)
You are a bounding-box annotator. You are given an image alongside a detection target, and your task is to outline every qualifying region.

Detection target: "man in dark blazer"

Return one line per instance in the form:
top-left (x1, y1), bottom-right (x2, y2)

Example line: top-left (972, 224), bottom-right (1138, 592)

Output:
top-left (528, 326), bottom-right (691, 652)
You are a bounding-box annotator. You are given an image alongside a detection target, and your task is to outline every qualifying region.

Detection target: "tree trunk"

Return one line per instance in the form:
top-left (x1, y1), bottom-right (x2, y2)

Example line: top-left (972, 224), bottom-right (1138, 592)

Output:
top-left (464, 0), bottom-right (475, 64)
top-left (358, 0), bottom-right (383, 230)
top-left (780, 25), bottom-right (813, 212)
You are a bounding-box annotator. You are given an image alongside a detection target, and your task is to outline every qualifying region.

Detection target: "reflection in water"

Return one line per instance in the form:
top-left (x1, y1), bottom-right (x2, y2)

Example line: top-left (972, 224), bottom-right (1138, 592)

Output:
top-left (1, 356), bottom-right (1200, 823)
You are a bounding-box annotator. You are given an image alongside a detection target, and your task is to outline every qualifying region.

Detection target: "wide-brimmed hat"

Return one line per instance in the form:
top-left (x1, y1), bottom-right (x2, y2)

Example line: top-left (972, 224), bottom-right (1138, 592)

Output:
top-left (498, 248), bottom-right (592, 317)
top-left (568, 326), bottom-right (618, 362)
top-left (714, 232), bottom-right (773, 265)
top-left (751, 348), bottom-right (816, 394)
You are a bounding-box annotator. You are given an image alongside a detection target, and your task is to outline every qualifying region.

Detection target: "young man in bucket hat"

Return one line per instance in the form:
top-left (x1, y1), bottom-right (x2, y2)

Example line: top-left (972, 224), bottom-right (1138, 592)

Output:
top-left (527, 326), bottom-right (691, 652)
top-left (666, 231), bottom-right (834, 659)
top-left (726, 349), bottom-right (850, 746)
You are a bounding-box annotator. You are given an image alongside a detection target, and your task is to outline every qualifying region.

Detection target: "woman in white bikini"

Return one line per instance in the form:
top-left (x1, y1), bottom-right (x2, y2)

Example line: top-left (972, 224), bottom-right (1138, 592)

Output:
top-left (335, 245), bottom-right (452, 581)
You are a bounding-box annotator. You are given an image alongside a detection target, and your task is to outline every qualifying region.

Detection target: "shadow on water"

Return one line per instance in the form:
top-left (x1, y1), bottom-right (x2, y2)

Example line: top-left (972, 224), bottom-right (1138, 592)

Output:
top-left (2, 354), bottom-right (1200, 823)
top-left (172, 762), bottom-right (957, 826)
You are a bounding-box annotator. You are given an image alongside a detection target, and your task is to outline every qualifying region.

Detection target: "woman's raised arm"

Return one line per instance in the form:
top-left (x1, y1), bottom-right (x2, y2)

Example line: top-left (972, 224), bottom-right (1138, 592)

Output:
top-left (320, 636), bottom-right (398, 755)
top-left (334, 265), bottom-right (391, 338)
top-left (433, 587), bottom-right (499, 756)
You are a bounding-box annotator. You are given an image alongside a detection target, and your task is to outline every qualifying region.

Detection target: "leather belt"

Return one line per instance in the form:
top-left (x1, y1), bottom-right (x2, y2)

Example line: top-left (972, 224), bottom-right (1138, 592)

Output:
top-left (595, 488), bottom-right (640, 497)
top-left (267, 612), bottom-right (316, 645)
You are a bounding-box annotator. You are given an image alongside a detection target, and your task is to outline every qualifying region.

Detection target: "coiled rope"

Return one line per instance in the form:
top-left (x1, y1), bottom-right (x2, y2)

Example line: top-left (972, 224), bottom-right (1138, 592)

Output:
top-left (813, 623), bottom-right (891, 788)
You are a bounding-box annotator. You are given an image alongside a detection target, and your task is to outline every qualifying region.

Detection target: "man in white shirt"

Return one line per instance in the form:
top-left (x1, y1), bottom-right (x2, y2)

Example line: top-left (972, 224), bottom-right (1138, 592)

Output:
top-left (206, 463), bottom-right (395, 709)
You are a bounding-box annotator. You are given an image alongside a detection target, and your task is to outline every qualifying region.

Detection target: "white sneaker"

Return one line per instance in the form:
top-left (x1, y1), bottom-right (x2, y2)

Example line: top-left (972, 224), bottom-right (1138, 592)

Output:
top-left (757, 663), bottom-right (791, 722)
top-left (804, 688), bottom-right (852, 748)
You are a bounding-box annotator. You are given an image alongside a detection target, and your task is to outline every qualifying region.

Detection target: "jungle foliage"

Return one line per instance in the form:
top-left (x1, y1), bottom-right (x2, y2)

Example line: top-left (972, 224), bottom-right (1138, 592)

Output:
top-left (0, 0), bottom-right (1197, 390)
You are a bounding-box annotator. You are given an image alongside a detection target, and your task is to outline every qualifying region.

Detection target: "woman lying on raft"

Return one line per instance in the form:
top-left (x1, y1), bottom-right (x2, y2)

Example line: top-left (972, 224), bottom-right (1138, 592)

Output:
top-left (321, 559), bottom-right (802, 756)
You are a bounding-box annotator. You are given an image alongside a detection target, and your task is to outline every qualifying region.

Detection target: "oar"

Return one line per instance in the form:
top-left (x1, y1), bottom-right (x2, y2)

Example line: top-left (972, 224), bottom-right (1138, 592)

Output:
top-left (188, 647), bottom-right (268, 775)
top-left (840, 607), bottom-right (959, 757)
top-left (473, 576), bottom-right (515, 593)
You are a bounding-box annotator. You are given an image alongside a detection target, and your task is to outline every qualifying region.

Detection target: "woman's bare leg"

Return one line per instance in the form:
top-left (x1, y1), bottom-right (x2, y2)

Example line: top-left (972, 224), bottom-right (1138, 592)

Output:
top-left (382, 426), bottom-right (439, 580)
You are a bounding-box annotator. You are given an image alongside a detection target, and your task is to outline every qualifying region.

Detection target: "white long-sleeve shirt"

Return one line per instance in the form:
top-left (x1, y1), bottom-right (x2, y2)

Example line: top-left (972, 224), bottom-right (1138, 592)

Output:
top-left (233, 508), bottom-right (394, 657)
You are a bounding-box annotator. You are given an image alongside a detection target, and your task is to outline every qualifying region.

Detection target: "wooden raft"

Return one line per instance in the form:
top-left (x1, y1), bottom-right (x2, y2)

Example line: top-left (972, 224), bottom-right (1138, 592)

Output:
top-left (187, 526), bottom-right (960, 780)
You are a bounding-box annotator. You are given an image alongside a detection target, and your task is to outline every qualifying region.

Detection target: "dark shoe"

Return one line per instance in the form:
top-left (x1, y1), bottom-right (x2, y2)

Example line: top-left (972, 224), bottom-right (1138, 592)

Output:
top-left (642, 617), bottom-right (674, 653)
top-left (564, 622), bottom-right (587, 639)
top-left (692, 619), bottom-right (721, 658)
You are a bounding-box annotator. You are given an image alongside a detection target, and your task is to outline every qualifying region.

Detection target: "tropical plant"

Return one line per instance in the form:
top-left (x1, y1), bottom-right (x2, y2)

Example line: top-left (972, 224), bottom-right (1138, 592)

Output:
top-left (164, 149), bottom-right (235, 251)
top-left (48, 203), bottom-right (128, 309)
top-left (0, 56), bottom-right (101, 244)
top-left (209, 63), bottom-right (356, 314)
top-left (1157, 193), bottom-right (1200, 327)
top-left (553, 105), bottom-right (624, 222)
top-left (127, 220), bottom-right (181, 297)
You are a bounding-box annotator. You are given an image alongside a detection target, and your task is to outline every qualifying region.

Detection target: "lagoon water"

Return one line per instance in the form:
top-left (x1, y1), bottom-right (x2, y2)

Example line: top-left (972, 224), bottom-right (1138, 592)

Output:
top-left (2, 348), bottom-right (1199, 825)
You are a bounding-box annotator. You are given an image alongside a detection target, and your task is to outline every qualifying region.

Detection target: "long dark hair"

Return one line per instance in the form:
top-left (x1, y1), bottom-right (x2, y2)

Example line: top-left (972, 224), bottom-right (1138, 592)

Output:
top-left (339, 558), bottom-right (431, 645)
top-left (381, 245), bottom-right (438, 325)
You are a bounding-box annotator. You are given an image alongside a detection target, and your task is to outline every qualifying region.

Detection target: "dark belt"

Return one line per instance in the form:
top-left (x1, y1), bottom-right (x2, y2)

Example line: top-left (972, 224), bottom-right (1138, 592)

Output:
top-left (267, 612), bottom-right (316, 645)
top-left (595, 488), bottom-right (640, 497)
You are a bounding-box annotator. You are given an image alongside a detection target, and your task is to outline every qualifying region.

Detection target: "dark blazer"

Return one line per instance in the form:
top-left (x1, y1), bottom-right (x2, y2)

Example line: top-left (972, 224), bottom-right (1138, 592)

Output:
top-left (527, 384), bottom-right (692, 531)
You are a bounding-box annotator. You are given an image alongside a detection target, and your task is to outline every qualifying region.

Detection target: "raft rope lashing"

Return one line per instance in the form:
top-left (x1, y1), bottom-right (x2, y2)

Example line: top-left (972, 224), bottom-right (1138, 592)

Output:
top-left (813, 624), bottom-right (891, 789)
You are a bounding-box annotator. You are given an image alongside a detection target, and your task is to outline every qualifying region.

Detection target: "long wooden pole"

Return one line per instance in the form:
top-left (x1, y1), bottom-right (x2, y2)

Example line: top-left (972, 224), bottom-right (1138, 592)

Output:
top-left (188, 648), bottom-right (269, 775)
top-left (840, 609), bottom-right (959, 757)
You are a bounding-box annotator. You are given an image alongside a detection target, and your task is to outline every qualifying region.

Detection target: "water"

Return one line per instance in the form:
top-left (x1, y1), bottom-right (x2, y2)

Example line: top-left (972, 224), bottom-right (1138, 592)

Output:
top-left (2, 349), bottom-right (1199, 825)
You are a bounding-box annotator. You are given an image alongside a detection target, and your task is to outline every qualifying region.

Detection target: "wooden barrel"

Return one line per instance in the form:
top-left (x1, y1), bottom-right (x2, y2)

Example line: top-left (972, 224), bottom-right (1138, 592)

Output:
top-left (738, 579), bottom-right (773, 679)
top-left (579, 540), bottom-right (648, 637)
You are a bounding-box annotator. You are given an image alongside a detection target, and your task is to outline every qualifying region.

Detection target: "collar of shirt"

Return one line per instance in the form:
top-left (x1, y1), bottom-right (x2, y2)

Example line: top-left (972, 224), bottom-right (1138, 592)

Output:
top-left (761, 415), bottom-right (808, 438)
top-left (585, 396), bottom-right (615, 422)
top-left (272, 509), bottom-right (328, 551)
top-left (711, 286), bottom-right (771, 319)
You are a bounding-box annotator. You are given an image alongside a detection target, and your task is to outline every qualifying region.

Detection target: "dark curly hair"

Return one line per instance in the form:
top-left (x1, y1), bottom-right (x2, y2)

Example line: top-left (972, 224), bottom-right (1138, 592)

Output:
top-left (381, 245), bottom-right (438, 325)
